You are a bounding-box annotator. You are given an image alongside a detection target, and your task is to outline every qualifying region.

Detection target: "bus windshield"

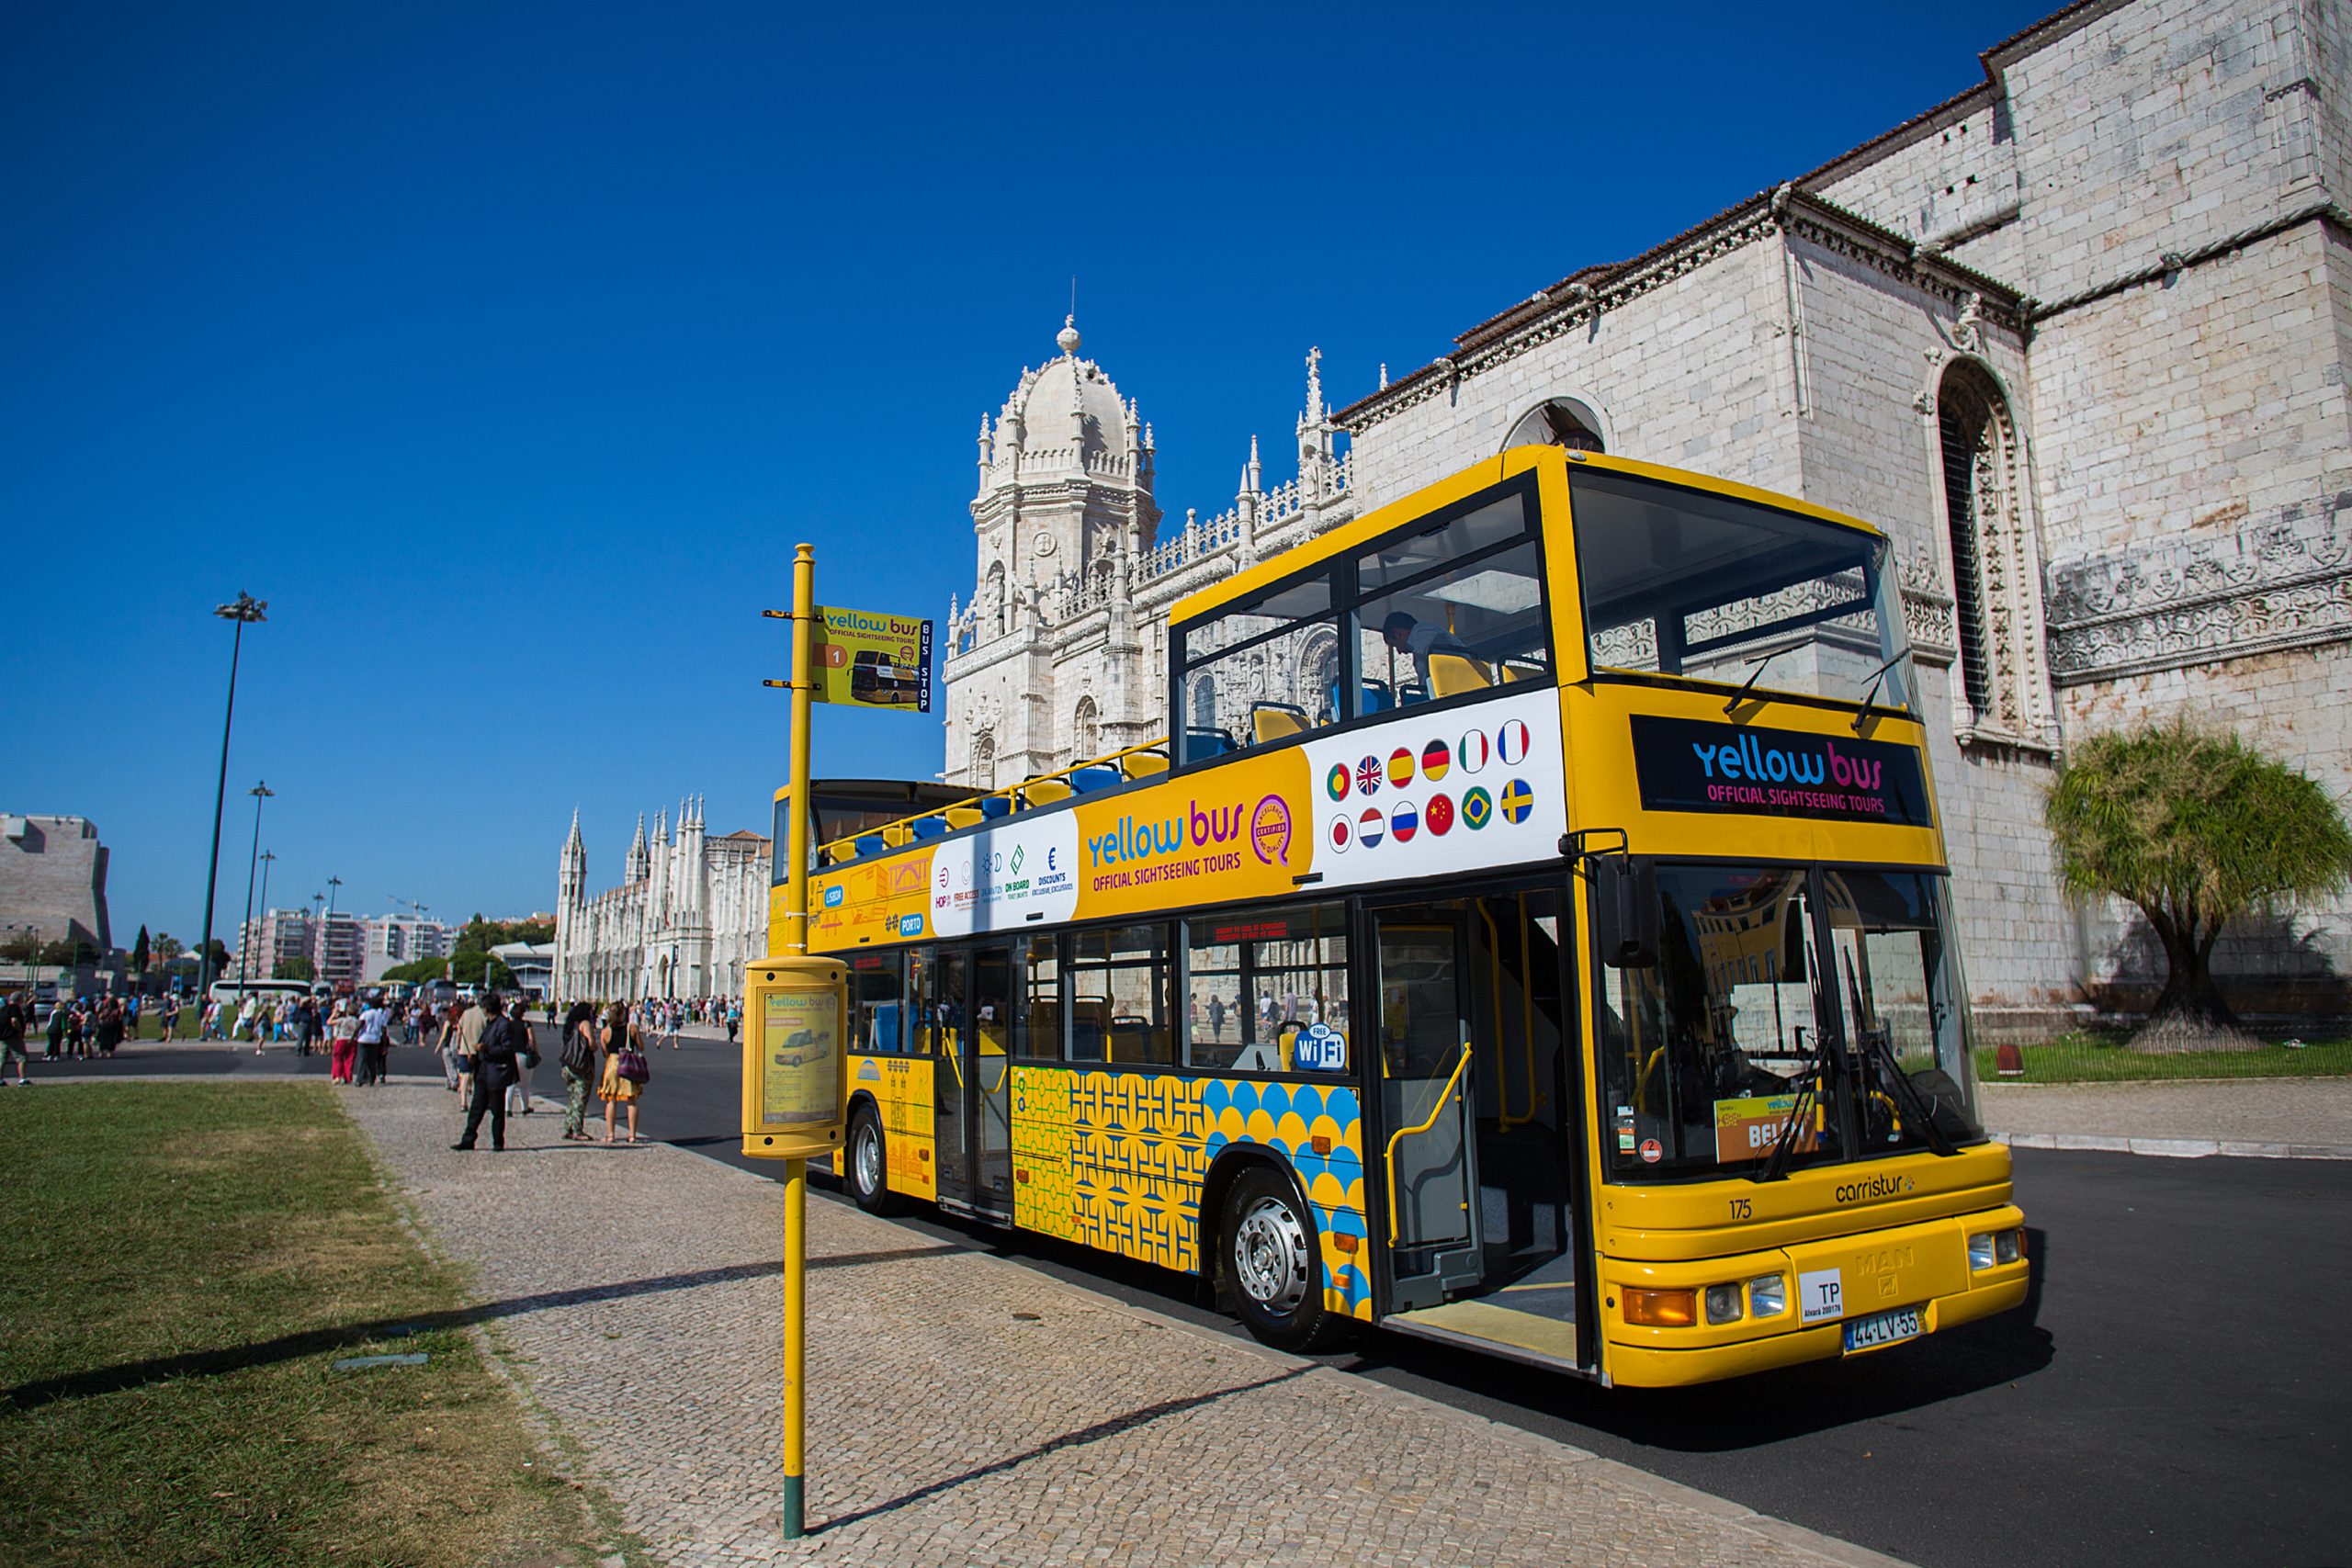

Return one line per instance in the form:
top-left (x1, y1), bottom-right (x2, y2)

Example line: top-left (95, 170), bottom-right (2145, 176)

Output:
top-left (1594, 863), bottom-right (1980, 1181)
top-left (1570, 468), bottom-right (1912, 711)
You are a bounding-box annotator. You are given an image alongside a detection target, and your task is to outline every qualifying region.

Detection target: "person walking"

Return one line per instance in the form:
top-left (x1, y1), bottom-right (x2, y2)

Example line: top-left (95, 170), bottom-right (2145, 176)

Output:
top-left (327, 1001), bottom-right (360, 1083)
top-left (451, 994), bottom-right (522, 1152)
top-left (2, 992), bottom-right (30, 1086)
top-left (159, 993), bottom-right (180, 1043)
top-left (453, 992), bottom-right (490, 1111)
top-left (95, 997), bottom-right (124, 1059)
top-left (45, 999), bottom-right (66, 1060)
top-left (506, 1006), bottom-right (537, 1116)
top-left (725, 996), bottom-right (741, 1048)
top-left (356, 995), bottom-right (392, 1088)
top-left (598, 1000), bottom-right (644, 1145)
top-left (558, 1002), bottom-right (599, 1141)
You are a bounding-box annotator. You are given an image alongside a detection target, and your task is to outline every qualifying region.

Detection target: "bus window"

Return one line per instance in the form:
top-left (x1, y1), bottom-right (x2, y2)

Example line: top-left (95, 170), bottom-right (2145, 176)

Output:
top-left (1067, 925), bottom-right (1173, 1065)
top-left (1175, 570), bottom-right (1339, 761)
top-left (851, 952), bottom-right (905, 1052)
top-left (1015, 934), bottom-right (1060, 1058)
top-left (1184, 906), bottom-right (1351, 1073)
top-left (906, 948), bottom-right (937, 1055)
top-left (1569, 468), bottom-right (1906, 705)
top-left (1356, 490), bottom-right (1549, 706)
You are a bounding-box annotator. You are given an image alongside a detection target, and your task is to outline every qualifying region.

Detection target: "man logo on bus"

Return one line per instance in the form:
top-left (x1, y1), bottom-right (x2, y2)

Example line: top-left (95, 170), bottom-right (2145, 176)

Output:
top-left (1458, 728), bottom-right (1490, 773)
top-left (1425, 793), bottom-right (1455, 836)
top-left (1250, 795), bottom-right (1292, 864)
top-left (1498, 718), bottom-right (1532, 766)
top-left (1357, 807), bottom-right (1385, 848)
top-left (1498, 779), bottom-right (1534, 824)
top-left (1356, 756), bottom-right (1382, 796)
top-left (1327, 814), bottom-right (1352, 854)
top-left (1326, 762), bottom-right (1351, 803)
top-left (1389, 799), bottom-right (1419, 843)
top-left (1462, 786), bottom-right (1493, 830)
top-left (1387, 748), bottom-right (1415, 788)
top-left (1420, 739), bottom-right (1451, 782)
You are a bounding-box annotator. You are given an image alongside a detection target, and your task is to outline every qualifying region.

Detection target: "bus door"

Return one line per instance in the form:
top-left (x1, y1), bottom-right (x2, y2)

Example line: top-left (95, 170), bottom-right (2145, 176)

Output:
top-left (929, 946), bottom-right (1014, 1218)
top-left (1372, 909), bottom-right (1483, 1311)
top-left (929, 952), bottom-right (970, 1208)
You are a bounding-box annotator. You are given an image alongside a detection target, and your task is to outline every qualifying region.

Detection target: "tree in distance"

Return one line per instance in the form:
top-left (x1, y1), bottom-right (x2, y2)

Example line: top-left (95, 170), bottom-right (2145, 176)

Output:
top-left (380, 949), bottom-right (515, 990)
top-left (131, 926), bottom-right (151, 974)
top-left (273, 955), bottom-right (315, 982)
top-left (2045, 721), bottom-right (2352, 1051)
top-left (153, 933), bottom-right (186, 965)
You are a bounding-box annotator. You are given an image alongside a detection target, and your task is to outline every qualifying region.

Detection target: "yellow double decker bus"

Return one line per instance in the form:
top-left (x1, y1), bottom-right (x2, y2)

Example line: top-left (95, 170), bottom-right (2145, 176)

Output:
top-left (784, 446), bottom-right (2028, 1386)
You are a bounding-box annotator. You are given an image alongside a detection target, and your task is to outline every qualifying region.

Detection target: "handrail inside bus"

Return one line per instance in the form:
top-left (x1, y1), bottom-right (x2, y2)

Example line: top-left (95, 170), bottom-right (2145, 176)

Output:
top-left (1384, 1042), bottom-right (1475, 1249)
top-left (814, 739), bottom-right (1172, 865)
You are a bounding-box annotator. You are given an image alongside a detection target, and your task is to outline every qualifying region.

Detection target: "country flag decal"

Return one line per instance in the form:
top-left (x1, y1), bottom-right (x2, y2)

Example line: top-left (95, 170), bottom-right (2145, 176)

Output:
top-left (1356, 807), bottom-right (1385, 849)
top-left (1462, 786), bottom-right (1494, 830)
top-left (1387, 748), bottom-right (1415, 788)
top-left (1356, 756), bottom-right (1383, 796)
top-left (1419, 738), bottom-right (1451, 782)
top-left (1326, 762), bottom-right (1351, 803)
top-left (1327, 814), bottom-right (1352, 853)
top-left (1457, 728), bottom-right (1490, 773)
top-left (1425, 793), bottom-right (1455, 836)
top-left (1498, 779), bottom-right (1534, 824)
top-left (1498, 718), bottom-right (1532, 766)
top-left (1389, 799), bottom-right (1419, 843)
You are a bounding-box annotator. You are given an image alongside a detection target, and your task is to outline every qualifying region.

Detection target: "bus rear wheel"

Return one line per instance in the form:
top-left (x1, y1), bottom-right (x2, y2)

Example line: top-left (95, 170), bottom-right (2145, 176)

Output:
top-left (846, 1107), bottom-right (897, 1215)
top-left (1222, 1167), bottom-right (1342, 1352)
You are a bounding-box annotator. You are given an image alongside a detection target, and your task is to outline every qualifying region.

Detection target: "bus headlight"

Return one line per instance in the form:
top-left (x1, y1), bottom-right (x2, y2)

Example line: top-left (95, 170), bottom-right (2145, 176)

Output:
top-left (1623, 1288), bottom-right (1696, 1327)
top-left (1970, 1229), bottom-right (2025, 1269)
top-left (1747, 1274), bottom-right (1787, 1318)
top-left (1703, 1283), bottom-right (1744, 1325)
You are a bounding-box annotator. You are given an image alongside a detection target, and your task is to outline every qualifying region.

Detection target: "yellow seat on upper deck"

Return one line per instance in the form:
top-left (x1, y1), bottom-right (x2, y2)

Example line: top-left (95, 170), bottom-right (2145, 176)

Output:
top-left (1122, 751), bottom-right (1169, 780)
top-left (945, 807), bottom-right (984, 829)
top-left (1430, 652), bottom-right (1493, 697)
top-left (1023, 777), bottom-right (1072, 807)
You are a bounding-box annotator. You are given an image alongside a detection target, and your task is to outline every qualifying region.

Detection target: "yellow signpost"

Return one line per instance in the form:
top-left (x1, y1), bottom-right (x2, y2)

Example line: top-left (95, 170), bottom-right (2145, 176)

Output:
top-left (752, 547), bottom-right (932, 1540)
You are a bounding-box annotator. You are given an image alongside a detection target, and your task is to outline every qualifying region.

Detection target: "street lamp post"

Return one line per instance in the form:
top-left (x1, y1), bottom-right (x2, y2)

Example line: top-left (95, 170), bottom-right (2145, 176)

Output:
top-left (255, 852), bottom-right (276, 974)
top-left (234, 782), bottom-right (275, 992)
top-left (198, 593), bottom-right (267, 1003)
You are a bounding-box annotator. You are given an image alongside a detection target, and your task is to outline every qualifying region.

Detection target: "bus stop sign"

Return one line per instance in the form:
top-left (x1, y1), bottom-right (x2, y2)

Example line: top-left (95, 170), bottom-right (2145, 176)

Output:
top-left (741, 957), bottom-right (848, 1159)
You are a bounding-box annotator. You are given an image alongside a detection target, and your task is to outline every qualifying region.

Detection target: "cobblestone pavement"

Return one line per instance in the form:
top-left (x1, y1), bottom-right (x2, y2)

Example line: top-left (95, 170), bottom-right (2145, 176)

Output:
top-left (345, 1084), bottom-right (1903, 1568)
top-left (1979, 1077), bottom-right (2352, 1157)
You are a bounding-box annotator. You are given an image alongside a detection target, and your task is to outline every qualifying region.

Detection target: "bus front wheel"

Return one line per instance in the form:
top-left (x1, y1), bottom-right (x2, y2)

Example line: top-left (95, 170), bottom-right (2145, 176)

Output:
top-left (846, 1107), bottom-right (897, 1215)
top-left (1222, 1168), bottom-right (1341, 1352)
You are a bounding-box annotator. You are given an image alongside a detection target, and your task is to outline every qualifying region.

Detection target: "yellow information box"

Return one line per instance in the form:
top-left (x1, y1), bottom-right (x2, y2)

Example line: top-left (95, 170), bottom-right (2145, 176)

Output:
top-left (741, 956), bottom-right (848, 1159)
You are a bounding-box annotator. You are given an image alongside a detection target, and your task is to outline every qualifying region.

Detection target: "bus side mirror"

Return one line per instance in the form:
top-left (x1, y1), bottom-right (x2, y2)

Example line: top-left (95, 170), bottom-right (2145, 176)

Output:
top-left (1594, 858), bottom-right (1658, 969)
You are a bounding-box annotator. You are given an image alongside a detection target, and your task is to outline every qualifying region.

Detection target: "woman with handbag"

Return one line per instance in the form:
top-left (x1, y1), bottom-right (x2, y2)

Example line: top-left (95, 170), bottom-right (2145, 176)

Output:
top-left (598, 1000), bottom-right (648, 1145)
top-left (559, 1002), bottom-right (599, 1141)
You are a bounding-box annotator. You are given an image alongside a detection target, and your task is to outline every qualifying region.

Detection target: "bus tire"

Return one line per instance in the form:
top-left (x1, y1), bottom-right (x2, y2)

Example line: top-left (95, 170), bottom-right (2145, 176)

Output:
top-left (846, 1106), bottom-right (897, 1215)
top-left (1221, 1166), bottom-right (1342, 1353)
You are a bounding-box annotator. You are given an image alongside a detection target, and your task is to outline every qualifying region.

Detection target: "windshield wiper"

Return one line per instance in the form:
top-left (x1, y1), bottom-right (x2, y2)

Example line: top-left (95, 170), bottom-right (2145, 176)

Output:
top-left (1750, 1023), bottom-right (1836, 1183)
top-left (1850, 651), bottom-right (1910, 731)
top-left (1722, 649), bottom-right (1787, 717)
top-left (1858, 1025), bottom-right (1959, 1157)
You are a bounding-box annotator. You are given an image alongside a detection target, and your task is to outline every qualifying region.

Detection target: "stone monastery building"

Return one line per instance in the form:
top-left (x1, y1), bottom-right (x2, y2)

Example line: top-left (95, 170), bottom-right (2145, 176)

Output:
top-left (940, 0), bottom-right (2352, 1030)
top-left (553, 800), bottom-right (770, 1004)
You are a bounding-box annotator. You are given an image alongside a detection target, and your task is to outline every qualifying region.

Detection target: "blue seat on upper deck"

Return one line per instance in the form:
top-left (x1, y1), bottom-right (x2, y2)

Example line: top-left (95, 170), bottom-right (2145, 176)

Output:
top-left (1069, 764), bottom-right (1123, 794)
top-left (910, 816), bottom-right (950, 840)
top-left (854, 834), bottom-right (887, 858)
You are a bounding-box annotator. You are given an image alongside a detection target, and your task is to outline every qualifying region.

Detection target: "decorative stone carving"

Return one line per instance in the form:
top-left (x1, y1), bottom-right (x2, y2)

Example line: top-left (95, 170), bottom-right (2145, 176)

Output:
top-left (2044, 498), bottom-right (2352, 683)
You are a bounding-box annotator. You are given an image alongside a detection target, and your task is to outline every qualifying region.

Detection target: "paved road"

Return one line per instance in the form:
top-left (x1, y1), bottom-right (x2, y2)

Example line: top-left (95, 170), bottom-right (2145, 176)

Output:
top-left (62, 1039), bottom-right (2352, 1567)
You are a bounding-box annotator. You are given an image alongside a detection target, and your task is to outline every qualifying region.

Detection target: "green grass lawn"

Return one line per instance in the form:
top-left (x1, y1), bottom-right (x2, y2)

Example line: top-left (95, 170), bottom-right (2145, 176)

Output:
top-left (1974, 1033), bottom-right (2352, 1083)
top-left (0, 1082), bottom-right (624, 1567)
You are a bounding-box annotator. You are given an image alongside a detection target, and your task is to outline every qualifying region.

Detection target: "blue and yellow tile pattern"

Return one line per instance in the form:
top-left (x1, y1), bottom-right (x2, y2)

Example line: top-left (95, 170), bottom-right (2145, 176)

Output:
top-left (1007, 1066), bottom-right (1372, 1321)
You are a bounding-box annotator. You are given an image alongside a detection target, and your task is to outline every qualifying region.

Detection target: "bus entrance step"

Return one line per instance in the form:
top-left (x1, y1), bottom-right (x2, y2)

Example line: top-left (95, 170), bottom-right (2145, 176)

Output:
top-left (1384, 1299), bottom-right (1581, 1371)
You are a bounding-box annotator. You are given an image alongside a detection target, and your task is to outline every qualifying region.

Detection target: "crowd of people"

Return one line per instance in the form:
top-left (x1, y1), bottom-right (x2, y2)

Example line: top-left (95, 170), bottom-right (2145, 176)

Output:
top-left (0, 985), bottom-right (740, 1155)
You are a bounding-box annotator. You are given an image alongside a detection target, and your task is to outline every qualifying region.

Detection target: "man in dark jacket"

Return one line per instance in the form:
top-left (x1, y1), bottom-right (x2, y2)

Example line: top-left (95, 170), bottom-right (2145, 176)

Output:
top-left (451, 994), bottom-right (523, 1152)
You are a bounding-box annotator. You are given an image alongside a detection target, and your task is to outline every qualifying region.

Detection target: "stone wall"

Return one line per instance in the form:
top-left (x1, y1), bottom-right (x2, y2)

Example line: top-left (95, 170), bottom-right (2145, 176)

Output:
top-left (0, 815), bottom-right (110, 952)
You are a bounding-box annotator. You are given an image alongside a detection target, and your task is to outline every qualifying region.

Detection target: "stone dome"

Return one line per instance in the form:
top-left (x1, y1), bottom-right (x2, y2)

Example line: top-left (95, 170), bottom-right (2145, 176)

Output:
top-left (997, 317), bottom-right (1132, 461)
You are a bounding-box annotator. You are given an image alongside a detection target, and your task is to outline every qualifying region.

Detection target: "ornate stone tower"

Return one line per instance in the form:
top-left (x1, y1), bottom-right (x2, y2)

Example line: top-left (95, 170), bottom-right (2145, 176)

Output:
top-left (944, 316), bottom-right (1160, 785)
top-left (554, 808), bottom-right (585, 1001)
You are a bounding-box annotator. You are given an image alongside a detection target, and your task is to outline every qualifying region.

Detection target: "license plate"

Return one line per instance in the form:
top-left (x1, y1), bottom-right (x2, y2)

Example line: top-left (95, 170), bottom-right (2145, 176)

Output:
top-left (1842, 1305), bottom-right (1924, 1353)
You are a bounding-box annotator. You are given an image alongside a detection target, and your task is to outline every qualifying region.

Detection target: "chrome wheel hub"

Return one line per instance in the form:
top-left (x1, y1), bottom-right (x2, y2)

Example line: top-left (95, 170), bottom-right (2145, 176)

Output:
top-left (854, 1124), bottom-right (883, 1195)
top-left (1232, 1195), bottom-right (1310, 1313)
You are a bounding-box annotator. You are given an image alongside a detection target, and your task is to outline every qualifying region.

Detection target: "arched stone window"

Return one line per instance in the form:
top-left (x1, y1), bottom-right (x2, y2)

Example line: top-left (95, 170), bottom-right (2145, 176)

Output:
top-left (1297, 626), bottom-right (1340, 722)
top-left (985, 560), bottom-right (1007, 637)
top-left (973, 732), bottom-right (996, 791)
top-left (1931, 360), bottom-right (2048, 746)
top-left (1188, 674), bottom-right (1217, 734)
top-left (1505, 397), bottom-right (1606, 453)
top-left (1071, 696), bottom-right (1099, 762)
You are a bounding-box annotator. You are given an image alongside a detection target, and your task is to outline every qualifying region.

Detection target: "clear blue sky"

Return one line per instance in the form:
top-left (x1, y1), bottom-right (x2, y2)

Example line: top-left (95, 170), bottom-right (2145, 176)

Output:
top-left (2, 0), bottom-right (2052, 946)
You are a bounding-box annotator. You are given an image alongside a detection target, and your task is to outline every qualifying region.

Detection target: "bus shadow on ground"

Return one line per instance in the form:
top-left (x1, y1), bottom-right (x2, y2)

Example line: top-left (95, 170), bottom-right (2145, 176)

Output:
top-left (840, 1175), bottom-right (2059, 1454)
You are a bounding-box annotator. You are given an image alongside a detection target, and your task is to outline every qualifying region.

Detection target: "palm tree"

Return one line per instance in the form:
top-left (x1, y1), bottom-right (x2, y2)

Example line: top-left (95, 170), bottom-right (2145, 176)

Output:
top-left (2045, 722), bottom-right (2352, 1050)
